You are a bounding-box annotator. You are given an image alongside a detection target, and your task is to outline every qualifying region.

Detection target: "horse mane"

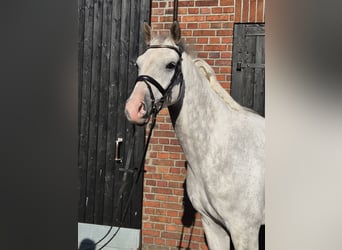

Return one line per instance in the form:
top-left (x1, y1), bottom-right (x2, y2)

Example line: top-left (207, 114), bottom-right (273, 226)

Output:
top-left (192, 58), bottom-right (243, 111)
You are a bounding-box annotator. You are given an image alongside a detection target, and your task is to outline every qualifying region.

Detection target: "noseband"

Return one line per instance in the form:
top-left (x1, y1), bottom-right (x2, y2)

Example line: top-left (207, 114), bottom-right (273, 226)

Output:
top-left (135, 45), bottom-right (183, 116)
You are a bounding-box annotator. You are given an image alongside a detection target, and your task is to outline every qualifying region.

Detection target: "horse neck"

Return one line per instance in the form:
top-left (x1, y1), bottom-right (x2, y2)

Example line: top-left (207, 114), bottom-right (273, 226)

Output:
top-left (168, 53), bottom-right (232, 142)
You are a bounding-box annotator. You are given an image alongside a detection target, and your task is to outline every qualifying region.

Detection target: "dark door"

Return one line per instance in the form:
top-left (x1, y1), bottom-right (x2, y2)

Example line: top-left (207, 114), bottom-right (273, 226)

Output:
top-left (231, 23), bottom-right (265, 117)
top-left (78, 0), bottom-right (150, 229)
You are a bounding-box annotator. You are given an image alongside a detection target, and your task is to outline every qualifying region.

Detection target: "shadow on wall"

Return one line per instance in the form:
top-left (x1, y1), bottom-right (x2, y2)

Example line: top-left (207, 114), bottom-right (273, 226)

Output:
top-left (178, 180), bottom-right (197, 250)
top-left (79, 238), bottom-right (96, 250)
top-left (179, 162), bottom-right (265, 250)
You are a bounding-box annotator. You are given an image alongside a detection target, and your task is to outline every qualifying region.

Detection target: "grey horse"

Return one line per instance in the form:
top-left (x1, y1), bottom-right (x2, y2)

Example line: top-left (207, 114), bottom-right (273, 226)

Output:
top-left (125, 22), bottom-right (265, 250)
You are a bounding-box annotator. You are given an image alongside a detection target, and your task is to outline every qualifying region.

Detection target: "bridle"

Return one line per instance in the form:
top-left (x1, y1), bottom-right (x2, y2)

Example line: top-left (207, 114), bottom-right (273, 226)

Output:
top-left (134, 44), bottom-right (184, 117)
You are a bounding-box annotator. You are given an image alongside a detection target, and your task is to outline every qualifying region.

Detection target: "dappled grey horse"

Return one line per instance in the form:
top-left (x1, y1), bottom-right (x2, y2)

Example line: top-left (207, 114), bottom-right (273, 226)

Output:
top-left (125, 22), bottom-right (265, 250)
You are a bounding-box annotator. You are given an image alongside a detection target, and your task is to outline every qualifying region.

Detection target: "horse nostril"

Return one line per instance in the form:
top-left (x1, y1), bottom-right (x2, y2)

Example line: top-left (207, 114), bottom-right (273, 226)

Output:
top-left (138, 102), bottom-right (146, 114)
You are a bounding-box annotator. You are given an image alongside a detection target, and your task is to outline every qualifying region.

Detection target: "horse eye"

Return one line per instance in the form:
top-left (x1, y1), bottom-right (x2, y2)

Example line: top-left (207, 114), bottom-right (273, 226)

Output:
top-left (166, 62), bottom-right (176, 69)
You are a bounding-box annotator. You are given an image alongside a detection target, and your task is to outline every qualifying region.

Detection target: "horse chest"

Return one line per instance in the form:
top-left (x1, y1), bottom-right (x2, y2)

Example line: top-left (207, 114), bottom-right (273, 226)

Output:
top-left (186, 162), bottom-right (227, 221)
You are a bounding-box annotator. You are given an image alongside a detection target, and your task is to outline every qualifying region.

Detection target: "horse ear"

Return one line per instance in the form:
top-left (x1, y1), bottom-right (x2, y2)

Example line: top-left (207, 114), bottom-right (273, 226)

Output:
top-left (170, 21), bottom-right (181, 43)
top-left (144, 22), bottom-right (151, 45)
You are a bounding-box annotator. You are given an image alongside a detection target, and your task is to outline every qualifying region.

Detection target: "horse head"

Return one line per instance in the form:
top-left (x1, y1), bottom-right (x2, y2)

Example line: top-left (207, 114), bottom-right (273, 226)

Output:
top-left (125, 21), bottom-right (183, 125)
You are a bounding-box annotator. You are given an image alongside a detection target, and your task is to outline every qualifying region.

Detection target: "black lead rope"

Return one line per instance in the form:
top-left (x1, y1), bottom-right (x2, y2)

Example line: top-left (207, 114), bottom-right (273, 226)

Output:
top-left (80, 114), bottom-right (158, 250)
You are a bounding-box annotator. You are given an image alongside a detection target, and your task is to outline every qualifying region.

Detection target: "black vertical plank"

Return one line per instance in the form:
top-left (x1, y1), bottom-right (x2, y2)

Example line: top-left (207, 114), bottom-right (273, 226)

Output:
top-left (78, 0), bottom-right (94, 222)
top-left (243, 32), bottom-right (256, 109)
top-left (78, 0), bottom-right (85, 136)
top-left (103, 0), bottom-right (122, 226)
top-left (112, 0), bottom-right (131, 226)
top-left (253, 29), bottom-right (265, 116)
top-left (94, 0), bottom-right (111, 225)
top-left (231, 24), bottom-right (245, 104)
top-left (123, 0), bottom-right (140, 228)
top-left (130, 5), bottom-right (150, 226)
top-left (85, 0), bottom-right (103, 223)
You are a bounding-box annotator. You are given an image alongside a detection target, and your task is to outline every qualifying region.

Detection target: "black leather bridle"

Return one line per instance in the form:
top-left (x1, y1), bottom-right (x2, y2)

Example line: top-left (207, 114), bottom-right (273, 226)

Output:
top-left (134, 45), bottom-right (184, 116)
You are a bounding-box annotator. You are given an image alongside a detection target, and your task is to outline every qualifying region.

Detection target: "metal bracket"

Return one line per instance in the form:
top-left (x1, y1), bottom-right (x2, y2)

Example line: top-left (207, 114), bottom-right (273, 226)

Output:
top-left (115, 137), bottom-right (123, 163)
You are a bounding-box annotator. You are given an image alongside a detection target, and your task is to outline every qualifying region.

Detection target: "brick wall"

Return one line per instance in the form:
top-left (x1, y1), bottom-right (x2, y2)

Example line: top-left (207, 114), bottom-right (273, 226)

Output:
top-left (142, 0), bottom-right (265, 249)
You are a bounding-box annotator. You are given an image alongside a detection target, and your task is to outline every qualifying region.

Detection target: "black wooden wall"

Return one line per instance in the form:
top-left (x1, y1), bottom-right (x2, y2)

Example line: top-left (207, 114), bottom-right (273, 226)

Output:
top-left (231, 23), bottom-right (265, 117)
top-left (78, 0), bottom-right (150, 228)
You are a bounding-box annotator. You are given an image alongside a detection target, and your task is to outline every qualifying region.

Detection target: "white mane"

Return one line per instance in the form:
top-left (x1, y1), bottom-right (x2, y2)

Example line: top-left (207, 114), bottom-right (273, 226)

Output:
top-left (193, 58), bottom-right (243, 111)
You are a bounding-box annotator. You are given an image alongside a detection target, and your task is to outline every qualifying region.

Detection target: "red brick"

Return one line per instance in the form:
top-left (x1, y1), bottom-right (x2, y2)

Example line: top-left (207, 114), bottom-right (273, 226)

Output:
top-left (170, 153), bottom-right (180, 159)
top-left (152, 159), bottom-right (174, 166)
top-left (210, 22), bottom-right (222, 29)
top-left (187, 22), bottom-right (198, 29)
top-left (163, 174), bottom-right (185, 182)
top-left (169, 181), bottom-right (183, 189)
top-left (144, 173), bottom-right (162, 180)
top-left (146, 179), bottom-right (156, 186)
top-left (144, 201), bottom-right (160, 208)
top-left (160, 15), bottom-right (173, 22)
top-left (188, 8), bottom-right (199, 14)
top-left (157, 152), bottom-right (169, 159)
top-left (167, 210), bottom-right (178, 217)
top-left (155, 223), bottom-right (165, 230)
top-left (221, 0), bottom-right (235, 5)
top-left (200, 7), bottom-right (211, 14)
top-left (161, 202), bottom-right (183, 210)
top-left (242, 0), bottom-right (249, 21)
top-left (197, 37), bottom-right (209, 44)
top-left (142, 229), bottom-right (160, 237)
top-left (235, 0), bottom-right (242, 22)
top-left (164, 145), bottom-right (183, 152)
top-left (154, 131), bottom-right (175, 138)
top-left (155, 237), bottom-right (165, 245)
top-left (206, 14), bottom-right (229, 21)
top-left (168, 195), bottom-right (179, 202)
top-left (193, 30), bottom-right (215, 36)
top-left (199, 23), bottom-right (210, 29)
top-left (143, 236), bottom-right (154, 244)
top-left (212, 7), bottom-right (223, 14)
top-left (178, 1), bottom-right (195, 7)
top-left (151, 187), bottom-right (173, 195)
top-left (170, 167), bottom-right (181, 174)
top-left (250, 0), bottom-right (257, 22)
top-left (155, 208), bottom-right (167, 216)
top-left (183, 15), bottom-right (204, 22)
top-left (155, 194), bottom-right (168, 201)
top-left (223, 7), bottom-right (235, 13)
top-left (195, 0), bottom-right (218, 7)
top-left (209, 37), bottom-right (220, 44)
top-left (204, 45), bottom-right (227, 51)
top-left (162, 232), bottom-right (181, 240)
top-left (150, 216), bottom-right (171, 223)
top-left (257, 0), bottom-right (265, 22)
top-left (216, 29), bottom-right (233, 36)
top-left (156, 180), bottom-right (168, 187)
top-left (143, 222), bottom-right (153, 229)
top-left (215, 59), bottom-right (231, 66)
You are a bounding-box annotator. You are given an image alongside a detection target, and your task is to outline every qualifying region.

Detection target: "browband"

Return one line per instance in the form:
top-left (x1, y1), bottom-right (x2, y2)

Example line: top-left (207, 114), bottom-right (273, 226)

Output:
top-left (147, 45), bottom-right (182, 58)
